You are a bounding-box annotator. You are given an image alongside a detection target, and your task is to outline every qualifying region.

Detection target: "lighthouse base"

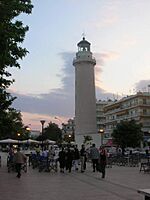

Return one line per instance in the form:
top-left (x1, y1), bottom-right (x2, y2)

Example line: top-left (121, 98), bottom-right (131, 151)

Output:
top-left (75, 133), bottom-right (101, 149)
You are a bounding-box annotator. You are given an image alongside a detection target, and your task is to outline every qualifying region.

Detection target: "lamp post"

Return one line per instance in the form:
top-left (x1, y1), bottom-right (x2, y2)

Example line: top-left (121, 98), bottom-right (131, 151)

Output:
top-left (68, 134), bottom-right (72, 141)
top-left (25, 126), bottom-right (31, 147)
top-left (40, 120), bottom-right (45, 151)
top-left (99, 129), bottom-right (104, 145)
top-left (17, 133), bottom-right (21, 145)
top-left (26, 126), bottom-right (31, 139)
top-left (26, 127), bottom-right (31, 131)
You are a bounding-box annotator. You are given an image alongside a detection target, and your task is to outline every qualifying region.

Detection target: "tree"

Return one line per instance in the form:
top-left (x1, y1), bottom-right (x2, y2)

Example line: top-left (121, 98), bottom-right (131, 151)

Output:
top-left (112, 120), bottom-right (143, 153)
top-left (0, 108), bottom-right (25, 139)
top-left (0, 0), bottom-right (33, 138)
top-left (42, 122), bottom-right (62, 142)
top-left (83, 135), bottom-right (93, 146)
top-left (0, 0), bottom-right (33, 92)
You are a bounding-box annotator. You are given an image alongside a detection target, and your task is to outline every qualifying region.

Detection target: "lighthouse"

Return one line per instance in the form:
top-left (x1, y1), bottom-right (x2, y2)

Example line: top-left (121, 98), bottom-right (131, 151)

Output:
top-left (73, 37), bottom-right (100, 148)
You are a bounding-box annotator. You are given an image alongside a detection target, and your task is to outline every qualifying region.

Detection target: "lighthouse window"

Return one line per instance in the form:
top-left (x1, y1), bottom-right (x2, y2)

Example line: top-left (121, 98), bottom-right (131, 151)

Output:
top-left (84, 47), bottom-right (88, 51)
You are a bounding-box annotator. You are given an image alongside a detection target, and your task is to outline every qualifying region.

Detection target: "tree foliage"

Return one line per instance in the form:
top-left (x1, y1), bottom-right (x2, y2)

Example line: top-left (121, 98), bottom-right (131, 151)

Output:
top-left (83, 135), bottom-right (93, 145)
top-left (41, 122), bottom-right (62, 142)
top-left (112, 120), bottom-right (143, 149)
top-left (0, 0), bottom-right (33, 138)
top-left (0, 108), bottom-right (23, 139)
top-left (0, 0), bottom-right (33, 87)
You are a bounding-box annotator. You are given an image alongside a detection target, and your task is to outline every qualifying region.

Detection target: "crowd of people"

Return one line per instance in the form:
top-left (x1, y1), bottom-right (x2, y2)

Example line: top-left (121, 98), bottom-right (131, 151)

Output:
top-left (36, 143), bottom-right (107, 178)
top-left (6, 143), bottom-right (107, 179)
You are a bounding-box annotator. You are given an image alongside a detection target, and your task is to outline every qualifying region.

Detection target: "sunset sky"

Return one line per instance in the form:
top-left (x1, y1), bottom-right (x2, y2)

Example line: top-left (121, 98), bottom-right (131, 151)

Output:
top-left (10, 0), bottom-right (150, 130)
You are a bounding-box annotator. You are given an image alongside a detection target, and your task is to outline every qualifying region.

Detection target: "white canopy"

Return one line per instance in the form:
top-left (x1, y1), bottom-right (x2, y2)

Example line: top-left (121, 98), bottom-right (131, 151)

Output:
top-left (0, 138), bottom-right (19, 144)
top-left (44, 139), bottom-right (56, 144)
top-left (21, 139), bottom-right (40, 144)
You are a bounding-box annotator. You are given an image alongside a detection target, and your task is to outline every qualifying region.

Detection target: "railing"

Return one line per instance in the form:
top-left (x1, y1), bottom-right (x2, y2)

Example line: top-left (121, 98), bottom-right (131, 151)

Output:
top-left (107, 153), bottom-right (149, 167)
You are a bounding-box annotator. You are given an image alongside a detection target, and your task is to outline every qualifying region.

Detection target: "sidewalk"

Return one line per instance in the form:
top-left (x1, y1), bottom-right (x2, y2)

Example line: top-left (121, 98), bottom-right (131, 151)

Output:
top-left (0, 153), bottom-right (150, 200)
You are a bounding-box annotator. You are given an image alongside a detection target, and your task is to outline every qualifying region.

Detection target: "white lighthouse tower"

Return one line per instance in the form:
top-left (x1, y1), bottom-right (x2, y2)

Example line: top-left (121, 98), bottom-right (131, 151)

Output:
top-left (73, 37), bottom-right (100, 148)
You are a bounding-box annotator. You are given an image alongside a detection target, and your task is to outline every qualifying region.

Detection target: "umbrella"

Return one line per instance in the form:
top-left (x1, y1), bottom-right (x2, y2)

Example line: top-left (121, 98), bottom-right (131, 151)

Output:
top-left (44, 139), bottom-right (56, 144)
top-left (0, 138), bottom-right (19, 144)
top-left (21, 139), bottom-right (40, 144)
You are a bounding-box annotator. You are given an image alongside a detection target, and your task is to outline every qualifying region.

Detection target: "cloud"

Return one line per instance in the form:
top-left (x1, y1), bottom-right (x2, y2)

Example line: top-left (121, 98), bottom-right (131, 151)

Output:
top-left (11, 52), bottom-right (75, 118)
top-left (95, 51), bottom-right (119, 64)
top-left (11, 51), bottom-right (119, 128)
top-left (21, 112), bottom-right (68, 130)
top-left (12, 52), bottom-right (150, 129)
top-left (87, 1), bottom-right (119, 29)
top-left (119, 35), bottom-right (137, 49)
top-left (93, 15), bottom-right (119, 28)
top-left (134, 79), bottom-right (150, 92)
top-left (94, 51), bottom-right (119, 88)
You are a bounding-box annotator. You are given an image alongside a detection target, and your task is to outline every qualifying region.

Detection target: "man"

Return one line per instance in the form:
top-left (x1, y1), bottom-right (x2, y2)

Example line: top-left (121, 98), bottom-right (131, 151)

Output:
top-left (14, 147), bottom-right (27, 178)
top-left (90, 144), bottom-right (100, 172)
top-left (58, 147), bottom-right (66, 173)
top-left (73, 145), bottom-right (80, 171)
top-left (65, 147), bottom-right (73, 173)
top-left (80, 144), bottom-right (86, 173)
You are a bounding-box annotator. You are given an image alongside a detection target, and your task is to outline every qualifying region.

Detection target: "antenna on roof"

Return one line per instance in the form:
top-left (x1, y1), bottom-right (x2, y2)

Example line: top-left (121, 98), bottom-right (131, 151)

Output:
top-left (82, 32), bottom-right (86, 39)
top-left (133, 88), bottom-right (136, 94)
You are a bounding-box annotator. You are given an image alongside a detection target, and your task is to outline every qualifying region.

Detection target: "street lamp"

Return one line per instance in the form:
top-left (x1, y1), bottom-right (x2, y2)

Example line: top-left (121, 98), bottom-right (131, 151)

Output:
top-left (17, 133), bottom-right (21, 139)
top-left (25, 125), bottom-right (31, 147)
top-left (40, 120), bottom-right (45, 150)
top-left (17, 133), bottom-right (21, 145)
top-left (68, 134), bottom-right (72, 139)
top-left (68, 134), bottom-right (72, 144)
top-left (99, 129), bottom-right (104, 145)
top-left (26, 127), bottom-right (31, 131)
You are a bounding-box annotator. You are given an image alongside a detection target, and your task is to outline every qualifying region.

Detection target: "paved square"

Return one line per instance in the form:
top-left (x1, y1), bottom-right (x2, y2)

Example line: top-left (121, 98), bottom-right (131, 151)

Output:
top-left (0, 153), bottom-right (150, 200)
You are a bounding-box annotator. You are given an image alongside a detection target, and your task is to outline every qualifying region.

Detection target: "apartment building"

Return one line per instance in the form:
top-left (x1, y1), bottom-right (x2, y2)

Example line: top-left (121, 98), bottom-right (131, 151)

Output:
top-left (62, 118), bottom-right (75, 140)
top-left (96, 100), bottom-right (111, 131)
top-left (104, 92), bottom-right (150, 142)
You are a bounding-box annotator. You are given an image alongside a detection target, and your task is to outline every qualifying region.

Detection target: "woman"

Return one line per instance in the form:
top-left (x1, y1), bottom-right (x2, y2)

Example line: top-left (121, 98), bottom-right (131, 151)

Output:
top-left (99, 146), bottom-right (107, 178)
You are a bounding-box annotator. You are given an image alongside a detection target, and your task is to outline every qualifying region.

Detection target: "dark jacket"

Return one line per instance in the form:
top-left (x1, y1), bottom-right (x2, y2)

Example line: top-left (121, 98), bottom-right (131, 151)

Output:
top-left (14, 152), bottom-right (27, 164)
top-left (74, 148), bottom-right (80, 160)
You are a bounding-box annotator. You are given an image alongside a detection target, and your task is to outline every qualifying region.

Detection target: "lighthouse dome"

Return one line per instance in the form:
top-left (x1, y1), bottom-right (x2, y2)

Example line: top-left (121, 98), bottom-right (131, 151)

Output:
top-left (77, 37), bottom-right (91, 52)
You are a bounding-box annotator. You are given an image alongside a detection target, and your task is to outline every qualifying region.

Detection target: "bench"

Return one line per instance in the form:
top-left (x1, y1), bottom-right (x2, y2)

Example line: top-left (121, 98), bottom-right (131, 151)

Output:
top-left (138, 189), bottom-right (150, 200)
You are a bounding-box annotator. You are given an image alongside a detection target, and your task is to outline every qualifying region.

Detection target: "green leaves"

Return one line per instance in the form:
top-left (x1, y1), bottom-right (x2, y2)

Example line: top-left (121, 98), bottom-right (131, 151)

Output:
top-left (42, 122), bottom-right (62, 142)
top-left (112, 120), bottom-right (143, 148)
top-left (0, 0), bottom-right (33, 139)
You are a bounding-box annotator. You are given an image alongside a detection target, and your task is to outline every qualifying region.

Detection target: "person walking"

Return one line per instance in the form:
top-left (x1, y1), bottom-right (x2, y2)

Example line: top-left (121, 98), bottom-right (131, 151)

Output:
top-left (80, 144), bottom-right (86, 173)
top-left (90, 143), bottom-right (100, 172)
top-left (14, 147), bottom-right (27, 178)
top-left (65, 147), bottom-right (73, 173)
top-left (73, 145), bottom-right (80, 171)
top-left (58, 147), bottom-right (66, 173)
top-left (99, 146), bottom-right (107, 178)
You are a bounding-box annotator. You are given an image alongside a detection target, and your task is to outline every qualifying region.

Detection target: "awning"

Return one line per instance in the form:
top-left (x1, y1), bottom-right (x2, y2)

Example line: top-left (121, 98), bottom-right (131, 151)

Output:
top-left (0, 138), bottom-right (19, 144)
top-left (21, 139), bottom-right (40, 144)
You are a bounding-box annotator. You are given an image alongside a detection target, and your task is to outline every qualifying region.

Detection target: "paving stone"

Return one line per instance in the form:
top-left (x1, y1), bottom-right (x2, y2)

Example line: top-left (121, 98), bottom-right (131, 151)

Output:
top-left (0, 152), bottom-right (149, 200)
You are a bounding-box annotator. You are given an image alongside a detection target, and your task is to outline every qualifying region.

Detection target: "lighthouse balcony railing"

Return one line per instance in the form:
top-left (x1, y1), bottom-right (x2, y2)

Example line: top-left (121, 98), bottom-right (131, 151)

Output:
top-left (73, 56), bottom-right (96, 64)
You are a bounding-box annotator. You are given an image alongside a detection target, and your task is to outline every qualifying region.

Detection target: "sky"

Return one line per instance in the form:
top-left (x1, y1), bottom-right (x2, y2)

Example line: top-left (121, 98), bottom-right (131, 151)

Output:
top-left (10, 0), bottom-right (150, 130)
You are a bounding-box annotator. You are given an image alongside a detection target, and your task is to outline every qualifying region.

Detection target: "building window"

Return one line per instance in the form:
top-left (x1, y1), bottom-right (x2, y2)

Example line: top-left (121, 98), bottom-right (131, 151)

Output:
top-left (143, 99), bottom-right (147, 104)
top-left (143, 109), bottom-right (147, 114)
